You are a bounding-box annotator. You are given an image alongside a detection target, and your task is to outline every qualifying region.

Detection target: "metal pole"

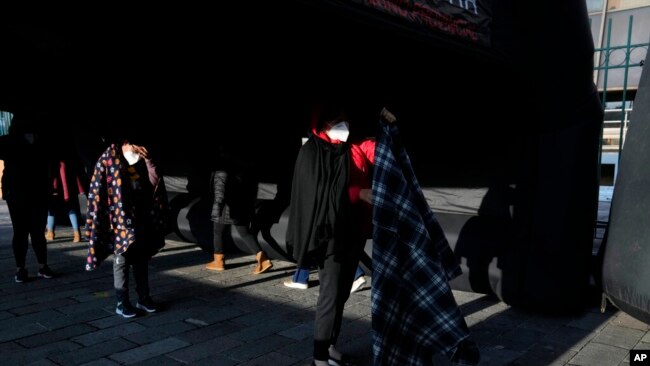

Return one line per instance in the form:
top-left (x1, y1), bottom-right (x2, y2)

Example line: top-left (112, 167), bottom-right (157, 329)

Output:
top-left (597, 18), bottom-right (613, 189)
top-left (594, 0), bottom-right (610, 84)
top-left (594, 18), bottom-right (613, 239)
top-left (617, 15), bottom-right (633, 166)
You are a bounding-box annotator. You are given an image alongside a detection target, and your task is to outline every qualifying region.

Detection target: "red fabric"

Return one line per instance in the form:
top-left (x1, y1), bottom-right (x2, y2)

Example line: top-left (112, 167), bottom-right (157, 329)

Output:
top-left (310, 103), bottom-right (376, 237)
top-left (59, 160), bottom-right (70, 201)
top-left (349, 139), bottom-right (375, 238)
top-left (52, 159), bottom-right (86, 201)
top-left (349, 139), bottom-right (375, 204)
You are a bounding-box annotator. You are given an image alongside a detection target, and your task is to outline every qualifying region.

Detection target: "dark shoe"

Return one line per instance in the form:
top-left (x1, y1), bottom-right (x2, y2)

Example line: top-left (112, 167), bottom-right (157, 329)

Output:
top-left (15, 268), bottom-right (28, 283)
top-left (38, 266), bottom-right (55, 279)
top-left (136, 296), bottom-right (158, 313)
top-left (116, 301), bottom-right (137, 318)
top-left (328, 354), bottom-right (357, 366)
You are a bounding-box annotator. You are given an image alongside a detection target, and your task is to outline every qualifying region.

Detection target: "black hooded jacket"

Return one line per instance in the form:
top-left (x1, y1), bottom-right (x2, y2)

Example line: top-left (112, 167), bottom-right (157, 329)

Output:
top-left (285, 134), bottom-right (351, 266)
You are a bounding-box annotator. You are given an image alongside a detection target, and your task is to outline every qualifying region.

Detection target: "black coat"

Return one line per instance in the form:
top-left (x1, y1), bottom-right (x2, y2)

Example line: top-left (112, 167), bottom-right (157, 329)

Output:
top-left (0, 133), bottom-right (50, 204)
top-left (210, 169), bottom-right (257, 225)
top-left (285, 135), bottom-right (350, 267)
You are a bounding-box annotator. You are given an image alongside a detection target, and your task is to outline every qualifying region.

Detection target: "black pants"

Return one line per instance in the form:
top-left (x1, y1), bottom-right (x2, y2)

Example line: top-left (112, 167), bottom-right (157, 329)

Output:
top-left (113, 250), bottom-right (149, 303)
top-left (213, 222), bottom-right (261, 254)
top-left (7, 199), bottom-right (48, 268)
top-left (313, 245), bottom-right (361, 360)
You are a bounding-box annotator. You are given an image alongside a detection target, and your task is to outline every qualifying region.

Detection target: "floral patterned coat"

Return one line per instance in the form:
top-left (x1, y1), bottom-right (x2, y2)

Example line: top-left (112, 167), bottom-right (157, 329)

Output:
top-left (85, 144), bottom-right (169, 270)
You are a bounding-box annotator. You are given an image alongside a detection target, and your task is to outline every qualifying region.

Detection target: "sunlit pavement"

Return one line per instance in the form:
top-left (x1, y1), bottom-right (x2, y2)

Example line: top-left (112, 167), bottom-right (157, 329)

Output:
top-left (0, 200), bottom-right (647, 366)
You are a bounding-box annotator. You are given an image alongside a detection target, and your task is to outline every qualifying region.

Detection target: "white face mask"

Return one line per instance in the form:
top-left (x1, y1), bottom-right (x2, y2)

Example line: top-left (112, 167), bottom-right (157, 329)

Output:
top-left (123, 150), bottom-right (141, 165)
top-left (326, 121), bottom-right (350, 142)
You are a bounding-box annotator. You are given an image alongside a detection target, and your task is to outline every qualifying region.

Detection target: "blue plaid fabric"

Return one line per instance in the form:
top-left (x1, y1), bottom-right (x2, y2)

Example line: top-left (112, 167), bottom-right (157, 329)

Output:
top-left (372, 121), bottom-right (478, 366)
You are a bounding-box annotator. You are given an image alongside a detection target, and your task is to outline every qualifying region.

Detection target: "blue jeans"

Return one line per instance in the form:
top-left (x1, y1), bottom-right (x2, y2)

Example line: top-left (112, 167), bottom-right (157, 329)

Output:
top-left (47, 207), bottom-right (79, 231)
top-left (354, 266), bottom-right (365, 280)
top-left (292, 267), bottom-right (310, 284)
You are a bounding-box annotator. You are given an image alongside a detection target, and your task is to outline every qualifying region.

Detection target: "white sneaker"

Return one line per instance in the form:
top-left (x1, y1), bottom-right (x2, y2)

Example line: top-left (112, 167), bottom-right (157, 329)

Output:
top-left (350, 276), bottom-right (366, 293)
top-left (283, 279), bottom-right (308, 290)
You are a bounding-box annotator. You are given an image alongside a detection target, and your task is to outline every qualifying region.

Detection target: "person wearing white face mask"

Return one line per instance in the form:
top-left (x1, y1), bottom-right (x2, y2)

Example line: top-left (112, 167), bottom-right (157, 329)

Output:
top-left (286, 101), bottom-right (375, 366)
top-left (85, 135), bottom-right (169, 318)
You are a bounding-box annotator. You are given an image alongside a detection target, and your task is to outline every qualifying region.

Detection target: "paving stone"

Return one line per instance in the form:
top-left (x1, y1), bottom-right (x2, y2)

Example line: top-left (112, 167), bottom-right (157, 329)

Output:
top-left (38, 308), bottom-right (112, 330)
top-left (166, 336), bottom-right (243, 363)
top-left (24, 358), bottom-right (59, 366)
top-left (109, 337), bottom-right (190, 365)
top-left (189, 355), bottom-right (239, 366)
top-left (0, 310), bottom-right (14, 320)
top-left (129, 355), bottom-right (185, 366)
top-left (568, 312), bottom-right (612, 332)
top-left (78, 358), bottom-right (121, 366)
top-left (568, 343), bottom-right (628, 366)
top-left (72, 322), bottom-right (147, 346)
top-left (611, 312), bottom-right (650, 331)
top-left (541, 326), bottom-right (597, 352)
top-left (510, 346), bottom-right (577, 366)
top-left (238, 351), bottom-right (300, 366)
top-left (124, 321), bottom-right (196, 345)
top-left (478, 345), bottom-right (524, 366)
top-left (0, 298), bottom-right (35, 311)
top-left (277, 338), bottom-right (314, 360)
top-left (0, 309), bottom-right (62, 329)
top-left (49, 337), bottom-right (138, 365)
top-left (279, 322), bottom-right (313, 340)
top-left (10, 298), bottom-right (79, 315)
top-left (6, 340), bottom-right (81, 365)
top-left (593, 324), bottom-right (645, 349)
top-left (224, 334), bottom-right (294, 362)
top-left (0, 322), bottom-right (49, 342)
top-left (18, 323), bottom-right (97, 347)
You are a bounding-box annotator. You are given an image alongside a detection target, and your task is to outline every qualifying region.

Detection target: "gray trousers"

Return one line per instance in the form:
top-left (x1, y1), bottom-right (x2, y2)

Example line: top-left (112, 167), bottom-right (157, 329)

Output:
top-left (313, 251), bottom-right (358, 360)
top-left (113, 252), bottom-right (149, 303)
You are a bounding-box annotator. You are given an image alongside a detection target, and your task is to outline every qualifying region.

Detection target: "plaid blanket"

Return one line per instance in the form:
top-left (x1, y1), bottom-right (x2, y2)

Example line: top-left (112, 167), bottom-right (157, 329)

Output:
top-left (372, 120), bottom-right (479, 366)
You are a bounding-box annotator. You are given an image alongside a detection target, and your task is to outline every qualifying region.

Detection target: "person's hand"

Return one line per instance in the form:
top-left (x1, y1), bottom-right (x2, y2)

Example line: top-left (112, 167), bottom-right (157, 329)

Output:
top-left (131, 145), bottom-right (150, 160)
top-left (380, 107), bottom-right (397, 124)
top-left (360, 188), bottom-right (373, 204)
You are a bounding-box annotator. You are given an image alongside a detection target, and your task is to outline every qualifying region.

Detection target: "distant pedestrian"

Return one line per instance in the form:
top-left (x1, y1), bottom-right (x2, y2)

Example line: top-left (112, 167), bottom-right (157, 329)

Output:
top-left (46, 148), bottom-right (87, 243)
top-left (206, 143), bottom-right (273, 274)
top-left (0, 113), bottom-right (55, 283)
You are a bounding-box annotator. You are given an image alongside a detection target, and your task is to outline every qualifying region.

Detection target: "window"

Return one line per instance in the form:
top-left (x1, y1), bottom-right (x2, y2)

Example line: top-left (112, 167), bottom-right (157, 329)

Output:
top-left (0, 111), bottom-right (12, 136)
top-left (608, 0), bottom-right (650, 10)
top-left (587, 0), bottom-right (604, 12)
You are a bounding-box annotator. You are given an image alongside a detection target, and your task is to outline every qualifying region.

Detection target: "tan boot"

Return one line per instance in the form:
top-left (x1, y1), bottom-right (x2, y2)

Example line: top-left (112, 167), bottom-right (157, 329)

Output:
top-left (45, 230), bottom-right (55, 241)
top-left (73, 230), bottom-right (81, 243)
top-left (206, 254), bottom-right (225, 271)
top-left (253, 251), bottom-right (273, 275)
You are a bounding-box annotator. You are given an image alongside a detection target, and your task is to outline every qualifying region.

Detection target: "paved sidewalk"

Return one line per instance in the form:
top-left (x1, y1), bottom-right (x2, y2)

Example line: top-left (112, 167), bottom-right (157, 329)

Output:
top-left (0, 200), bottom-right (648, 366)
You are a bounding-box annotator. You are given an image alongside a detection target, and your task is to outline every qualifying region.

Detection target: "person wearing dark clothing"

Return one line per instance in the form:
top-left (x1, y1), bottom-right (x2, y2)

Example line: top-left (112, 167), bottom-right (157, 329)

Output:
top-left (0, 115), bottom-right (54, 282)
top-left (85, 137), bottom-right (169, 318)
top-left (46, 155), bottom-right (87, 242)
top-left (286, 102), bottom-right (374, 366)
top-left (206, 153), bottom-right (273, 274)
